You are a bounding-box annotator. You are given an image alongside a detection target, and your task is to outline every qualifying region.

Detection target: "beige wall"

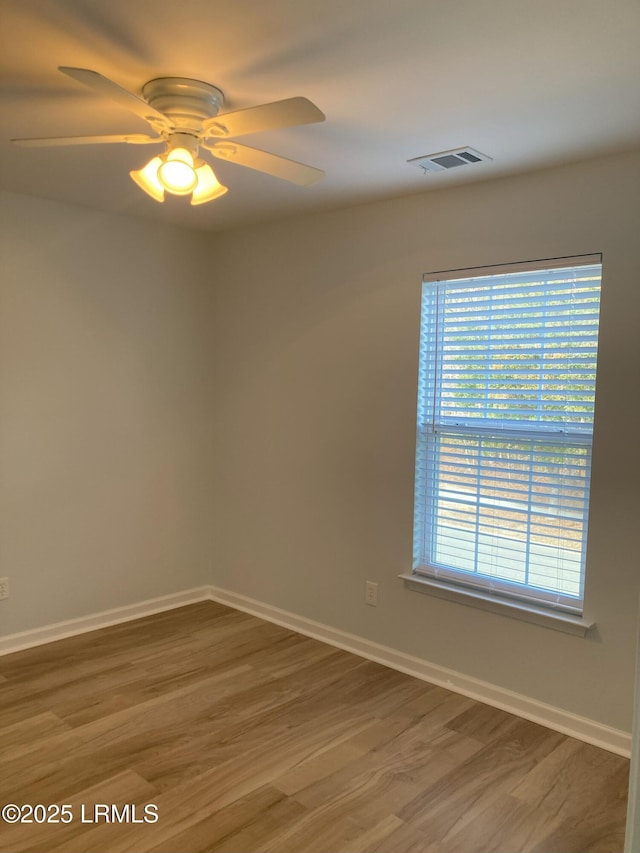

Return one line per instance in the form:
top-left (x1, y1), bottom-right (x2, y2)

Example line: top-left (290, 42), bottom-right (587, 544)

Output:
top-left (0, 191), bottom-right (214, 635)
top-left (208, 151), bottom-right (640, 732)
top-left (1, 150), bottom-right (638, 733)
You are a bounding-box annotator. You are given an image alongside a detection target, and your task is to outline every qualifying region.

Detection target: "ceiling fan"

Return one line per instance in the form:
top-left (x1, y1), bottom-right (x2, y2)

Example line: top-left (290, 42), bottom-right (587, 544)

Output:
top-left (11, 67), bottom-right (326, 206)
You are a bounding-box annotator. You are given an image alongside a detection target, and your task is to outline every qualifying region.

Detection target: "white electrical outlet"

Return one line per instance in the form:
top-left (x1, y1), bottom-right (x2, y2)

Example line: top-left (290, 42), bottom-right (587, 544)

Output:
top-left (365, 580), bottom-right (378, 606)
top-left (0, 577), bottom-right (8, 600)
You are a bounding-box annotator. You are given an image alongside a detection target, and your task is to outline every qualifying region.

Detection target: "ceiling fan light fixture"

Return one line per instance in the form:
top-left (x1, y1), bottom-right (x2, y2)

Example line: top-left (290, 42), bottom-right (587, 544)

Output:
top-left (15, 70), bottom-right (326, 209)
top-left (191, 162), bottom-right (228, 206)
top-left (129, 155), bottom-right (165, 202)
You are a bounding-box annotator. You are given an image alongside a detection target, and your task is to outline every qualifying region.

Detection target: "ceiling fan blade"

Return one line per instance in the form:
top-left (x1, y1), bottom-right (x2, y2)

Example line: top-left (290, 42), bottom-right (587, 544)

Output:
top-left (202, 97), bottom-right (324, 139)
top-left (205, 141), bottom-right (324, 186)
top-left (11, 133), bottom-right (163, 148)
top-left (59, 67), bottom-right (170, 130)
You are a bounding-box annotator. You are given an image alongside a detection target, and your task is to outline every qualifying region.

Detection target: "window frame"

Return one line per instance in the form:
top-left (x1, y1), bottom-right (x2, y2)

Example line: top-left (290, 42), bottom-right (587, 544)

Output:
top-left (406, 254), bottom-right (602, 633)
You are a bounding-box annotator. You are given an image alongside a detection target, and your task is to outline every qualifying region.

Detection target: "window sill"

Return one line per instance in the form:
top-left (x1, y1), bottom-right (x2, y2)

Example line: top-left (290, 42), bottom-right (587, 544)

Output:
top-left (399, 573), bottom-right (595, 637)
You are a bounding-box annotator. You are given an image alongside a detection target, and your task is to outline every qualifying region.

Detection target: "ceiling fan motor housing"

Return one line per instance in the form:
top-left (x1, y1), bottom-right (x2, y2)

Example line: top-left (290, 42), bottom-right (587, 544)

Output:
top-left (142, 78), bottom-right (224, 134)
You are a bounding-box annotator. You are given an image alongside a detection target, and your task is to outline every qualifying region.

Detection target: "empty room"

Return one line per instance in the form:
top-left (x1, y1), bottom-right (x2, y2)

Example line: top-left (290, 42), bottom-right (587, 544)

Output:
top-left (1, 1), bottom-right (639, 851)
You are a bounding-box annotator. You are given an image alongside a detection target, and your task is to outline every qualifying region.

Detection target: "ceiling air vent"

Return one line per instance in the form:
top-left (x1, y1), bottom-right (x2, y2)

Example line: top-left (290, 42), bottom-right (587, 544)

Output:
top-left (408, 147), bottom-right (492, 173)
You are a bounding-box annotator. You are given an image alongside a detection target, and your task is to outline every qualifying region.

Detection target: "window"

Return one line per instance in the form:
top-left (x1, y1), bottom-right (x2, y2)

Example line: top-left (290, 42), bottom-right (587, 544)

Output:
top-left (412, 256), bottom-right (602, 617)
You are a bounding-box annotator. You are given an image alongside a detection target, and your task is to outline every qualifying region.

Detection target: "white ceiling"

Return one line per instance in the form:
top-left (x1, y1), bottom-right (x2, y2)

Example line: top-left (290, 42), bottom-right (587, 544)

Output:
top-left (1, 0), bottom-right (639, 233)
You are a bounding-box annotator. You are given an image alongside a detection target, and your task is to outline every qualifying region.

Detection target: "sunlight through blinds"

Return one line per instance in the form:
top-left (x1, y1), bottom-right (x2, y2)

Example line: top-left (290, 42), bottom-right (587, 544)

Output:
top-left (413, 257), bottom-right (602, 613)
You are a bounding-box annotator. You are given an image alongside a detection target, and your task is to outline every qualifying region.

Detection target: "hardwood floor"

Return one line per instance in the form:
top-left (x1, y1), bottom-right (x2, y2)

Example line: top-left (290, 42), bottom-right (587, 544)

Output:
top-left (0, 601), bottom-right (629, 853)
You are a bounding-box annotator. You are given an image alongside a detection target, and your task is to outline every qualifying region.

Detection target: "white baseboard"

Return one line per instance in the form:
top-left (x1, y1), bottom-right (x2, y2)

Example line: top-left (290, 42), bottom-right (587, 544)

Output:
top-left (207, 584), bottom-right (632, 758)
top-left (0, 583), bottom-right (630, 757)
top-left (0, 586), bottom-right (211, 655)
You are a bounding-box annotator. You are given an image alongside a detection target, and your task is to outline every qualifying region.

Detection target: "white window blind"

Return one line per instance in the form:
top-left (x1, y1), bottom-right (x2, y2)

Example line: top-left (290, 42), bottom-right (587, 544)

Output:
top-left (413, 257), bottom-right (602, 614)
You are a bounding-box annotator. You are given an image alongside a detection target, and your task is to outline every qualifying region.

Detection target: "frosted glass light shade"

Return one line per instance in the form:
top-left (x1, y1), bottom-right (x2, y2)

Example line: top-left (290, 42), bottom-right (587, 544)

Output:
top-left (130, 156), bottom-right (165, 202)
top-left (157, 148), bottom-right (197, 195)
top-left (191, 162), bottom-right (228, 206)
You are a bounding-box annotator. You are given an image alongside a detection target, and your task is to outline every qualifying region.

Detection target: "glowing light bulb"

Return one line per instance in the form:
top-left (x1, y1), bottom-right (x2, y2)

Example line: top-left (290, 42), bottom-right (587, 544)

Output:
top-left (157, 148), bottom-right (197, 195)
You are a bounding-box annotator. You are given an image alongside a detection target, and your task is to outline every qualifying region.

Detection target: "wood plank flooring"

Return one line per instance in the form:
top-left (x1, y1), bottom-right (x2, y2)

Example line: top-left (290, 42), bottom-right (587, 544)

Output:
top-left (0, 601), bottom-right (629, 853)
